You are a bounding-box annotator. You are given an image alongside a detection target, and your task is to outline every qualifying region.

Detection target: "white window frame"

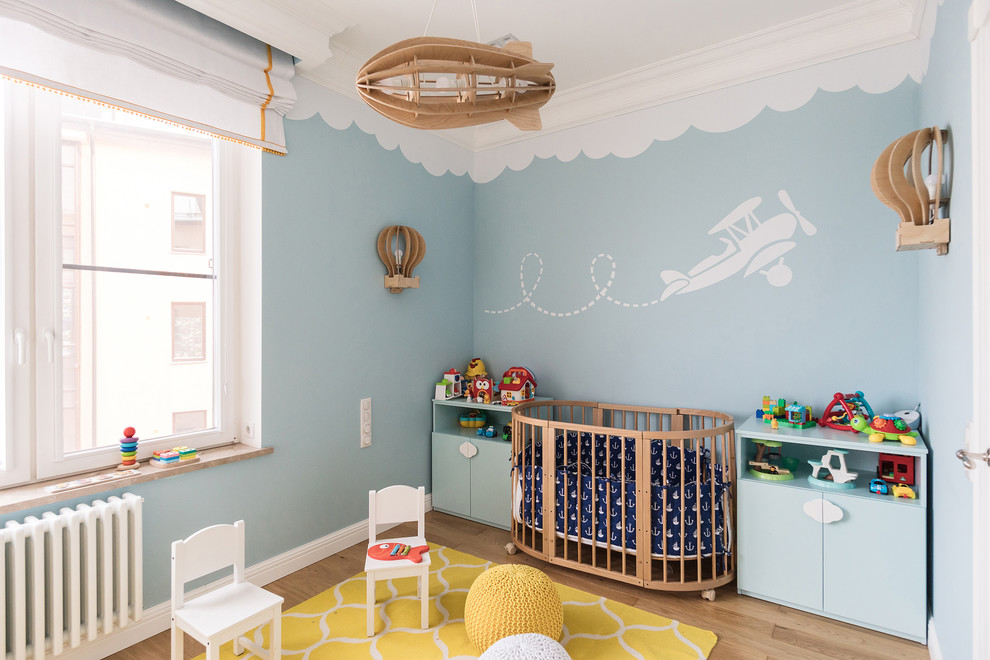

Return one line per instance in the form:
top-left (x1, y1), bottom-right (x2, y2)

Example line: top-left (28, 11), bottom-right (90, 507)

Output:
top-left (1, 81), bottom-right (31, 487)
top-left (3, 82), bottom-right (260, 484)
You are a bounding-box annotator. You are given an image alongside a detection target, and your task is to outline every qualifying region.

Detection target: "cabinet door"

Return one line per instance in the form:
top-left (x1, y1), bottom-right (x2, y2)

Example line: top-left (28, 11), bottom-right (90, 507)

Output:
top-left (470, 439), bottom-right (511, 529)
top-left (431, 433), bottom-right (471, 517)
top-left (737, 481), bottom-right (823, 610)
top-left (823, 494), bottom-right (927, 639)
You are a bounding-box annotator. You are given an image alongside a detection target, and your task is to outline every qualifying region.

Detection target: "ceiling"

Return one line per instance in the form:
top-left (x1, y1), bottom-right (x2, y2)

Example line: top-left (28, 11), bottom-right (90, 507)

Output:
top-left (176, 0), bottom-right (927, 149)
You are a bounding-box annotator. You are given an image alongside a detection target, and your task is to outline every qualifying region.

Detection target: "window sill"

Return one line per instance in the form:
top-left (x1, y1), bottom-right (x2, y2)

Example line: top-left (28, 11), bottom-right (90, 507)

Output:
top-left (0, 443), bottom-right (272, 516)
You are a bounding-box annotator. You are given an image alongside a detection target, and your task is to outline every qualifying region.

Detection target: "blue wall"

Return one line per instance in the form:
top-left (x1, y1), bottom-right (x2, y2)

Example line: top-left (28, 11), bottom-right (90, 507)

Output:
top-left (474, 83), bottom-right (922, 422)
top-left (261, 115), bottom-right (476, 556)
top-left (918, 0), bottom-right (973, 656)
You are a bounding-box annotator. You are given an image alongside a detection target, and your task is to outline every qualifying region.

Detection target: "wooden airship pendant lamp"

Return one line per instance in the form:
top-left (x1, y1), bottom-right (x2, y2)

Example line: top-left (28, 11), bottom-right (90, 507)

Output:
top-left (355, 0), bottom-right (555, 131)
top-left (378, 225), bottom-right (425, 293)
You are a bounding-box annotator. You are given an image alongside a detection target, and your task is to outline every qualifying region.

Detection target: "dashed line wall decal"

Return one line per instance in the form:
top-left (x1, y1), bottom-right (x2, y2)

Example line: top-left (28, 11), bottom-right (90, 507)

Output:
top-left (484, 191), bottom-right (817, 316)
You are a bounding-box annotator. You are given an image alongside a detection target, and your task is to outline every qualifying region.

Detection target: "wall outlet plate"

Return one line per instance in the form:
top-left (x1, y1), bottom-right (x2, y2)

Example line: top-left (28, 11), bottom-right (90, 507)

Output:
top-left (360, 398), bottom-right (372, 447)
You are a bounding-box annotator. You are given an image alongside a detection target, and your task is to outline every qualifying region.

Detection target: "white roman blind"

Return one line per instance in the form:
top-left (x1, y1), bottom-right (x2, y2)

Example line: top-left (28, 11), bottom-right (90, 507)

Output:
top-left (0, 0), bottom-right (296, 153)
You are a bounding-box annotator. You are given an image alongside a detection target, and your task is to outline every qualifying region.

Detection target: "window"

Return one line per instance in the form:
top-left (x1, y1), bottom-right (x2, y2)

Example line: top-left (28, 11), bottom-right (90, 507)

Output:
top-left (2, 78), bottom-right (259, 484)
top-left (172, 192), bottom-right (206, 253)
top-left (172, 302), bottom-right (207, 362)
top-left (173, 410), bottom-right (208, 435)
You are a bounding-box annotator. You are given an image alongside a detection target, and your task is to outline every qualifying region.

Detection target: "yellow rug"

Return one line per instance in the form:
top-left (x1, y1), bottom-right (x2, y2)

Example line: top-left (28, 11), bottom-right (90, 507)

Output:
top-left (194, 544), bottom-right (717, 659)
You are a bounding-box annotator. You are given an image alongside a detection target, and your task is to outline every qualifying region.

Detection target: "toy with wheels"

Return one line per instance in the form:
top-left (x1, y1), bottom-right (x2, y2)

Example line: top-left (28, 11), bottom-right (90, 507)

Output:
top-left (891, 483), bottom-right (917, 499)
top-left (850, 415), bottom-right (919, 446)
top-left (869, 478), bottom-right (890, 494)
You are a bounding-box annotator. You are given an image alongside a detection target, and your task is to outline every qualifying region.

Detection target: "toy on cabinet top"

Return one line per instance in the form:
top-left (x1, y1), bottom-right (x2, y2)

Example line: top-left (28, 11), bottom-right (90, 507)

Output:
top-left (850, 415), bottom-right (919, 446)
top-left (436, 369), bottom-right (464, 400)
top-left (468, 375), bottom-right (496, 404)
top-left (757, 397), bottom-right (815, 429)
top-left (894, 404), bottom-right (921, 431)
top-left (499, 367), bottom-right (537, 406)
top-left (465, 358), bottom-right (488, 379)
top-left (818, 391), bottom-right (875, 431)
top-left (464, 358), bottom-right (492, 401)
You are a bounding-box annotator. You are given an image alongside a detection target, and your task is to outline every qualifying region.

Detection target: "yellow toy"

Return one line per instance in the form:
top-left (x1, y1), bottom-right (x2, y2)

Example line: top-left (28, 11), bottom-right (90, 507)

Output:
top-left (890, 483), bottom-right (917, 499)
top-left (465, 358), bottom-right (488, 379)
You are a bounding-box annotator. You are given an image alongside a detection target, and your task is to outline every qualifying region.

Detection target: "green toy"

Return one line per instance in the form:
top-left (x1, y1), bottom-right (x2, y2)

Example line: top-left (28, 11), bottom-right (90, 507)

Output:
top-left (849, 415), bottom-right (919, 446)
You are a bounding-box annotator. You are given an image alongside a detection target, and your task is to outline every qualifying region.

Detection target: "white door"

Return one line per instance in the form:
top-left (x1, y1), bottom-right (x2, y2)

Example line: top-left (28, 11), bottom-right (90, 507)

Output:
top-left (969, 2), bottom-right (990, 657)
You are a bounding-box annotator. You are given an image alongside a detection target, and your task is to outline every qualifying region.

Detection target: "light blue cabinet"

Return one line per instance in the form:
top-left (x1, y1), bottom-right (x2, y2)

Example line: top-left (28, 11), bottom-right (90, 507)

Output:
top-left (430, 399), bottom-right (514, 529)
top-left (736, 415), bottom-right (928, 643)
top-left (737, 480), bottom-right (823, 610)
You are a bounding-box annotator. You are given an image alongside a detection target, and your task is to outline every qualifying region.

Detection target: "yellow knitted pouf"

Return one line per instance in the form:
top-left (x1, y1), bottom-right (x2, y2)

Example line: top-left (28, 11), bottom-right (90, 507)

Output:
top-left (464, 564), bottom-right (563, 653)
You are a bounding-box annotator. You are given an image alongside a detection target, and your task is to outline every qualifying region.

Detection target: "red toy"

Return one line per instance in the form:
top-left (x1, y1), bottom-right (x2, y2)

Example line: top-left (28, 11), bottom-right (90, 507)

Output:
top-left (499, 367), bottom-right (537, 406)
top-left (818, 391), bottom-right (875, 431)
top-left (878, 453), bottom-right (915, 485)
top-left (367, 542), bottom-right (430, 563)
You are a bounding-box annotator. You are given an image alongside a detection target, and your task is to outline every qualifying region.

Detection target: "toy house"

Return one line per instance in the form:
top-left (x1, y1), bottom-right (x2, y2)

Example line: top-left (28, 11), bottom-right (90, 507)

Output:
top-left (783, 403), bottom-right (815, 428)
top-left (499, 367), bottom-right (537, 406)
top-left (878, 453), bottom-right (916, 486)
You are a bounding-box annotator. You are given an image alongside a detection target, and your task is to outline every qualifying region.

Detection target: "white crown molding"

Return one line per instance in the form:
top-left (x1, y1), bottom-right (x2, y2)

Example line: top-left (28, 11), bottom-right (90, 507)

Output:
top-left (470, 0), bottom-right (923, 151)
top-left (174, 0), bottom-right (356, 70)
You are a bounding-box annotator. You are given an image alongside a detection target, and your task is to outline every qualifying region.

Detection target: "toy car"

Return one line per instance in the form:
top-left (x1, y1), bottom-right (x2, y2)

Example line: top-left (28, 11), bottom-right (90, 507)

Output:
top-left (890, 483), bottom-right (917, 499)
top-left (869, 478), bottom-right (889, 495)
top-left (502, 425), bottom-right (512, 441)
top-left (476, 425), bottom-right (497, 438)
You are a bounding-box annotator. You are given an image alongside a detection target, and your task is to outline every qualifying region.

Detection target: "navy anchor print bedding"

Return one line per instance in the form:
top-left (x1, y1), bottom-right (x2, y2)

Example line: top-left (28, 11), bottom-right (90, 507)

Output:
top-left (515, 431), bottom-right (730, 558)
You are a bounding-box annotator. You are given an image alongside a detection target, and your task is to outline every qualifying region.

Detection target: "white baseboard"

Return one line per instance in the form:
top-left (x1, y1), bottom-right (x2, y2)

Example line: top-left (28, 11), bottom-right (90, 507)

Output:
top-left (61, 495), bottom-right (432, 659)
top-left (928, 617), bottom-right (942, 660)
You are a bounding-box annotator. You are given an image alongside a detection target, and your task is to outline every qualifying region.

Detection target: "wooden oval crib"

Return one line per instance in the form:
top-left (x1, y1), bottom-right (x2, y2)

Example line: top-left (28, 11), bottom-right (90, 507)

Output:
top-left (509, 401), bottom-right (735, 599)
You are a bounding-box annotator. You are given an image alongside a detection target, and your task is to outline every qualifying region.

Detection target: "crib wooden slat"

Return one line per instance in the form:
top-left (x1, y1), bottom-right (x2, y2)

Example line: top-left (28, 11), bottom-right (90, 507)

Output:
top-left (510, 400), bottom-right (735, 595)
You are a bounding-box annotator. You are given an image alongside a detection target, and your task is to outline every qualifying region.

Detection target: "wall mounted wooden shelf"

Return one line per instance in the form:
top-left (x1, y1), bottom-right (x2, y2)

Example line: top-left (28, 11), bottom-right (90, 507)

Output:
top-left (872, 126), bottom-right (950, 255)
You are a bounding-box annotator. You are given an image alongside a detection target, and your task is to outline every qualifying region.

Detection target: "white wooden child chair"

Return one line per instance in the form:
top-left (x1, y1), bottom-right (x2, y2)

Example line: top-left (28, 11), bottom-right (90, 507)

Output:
top-left (171, 520), bottom-right (284, 660)
top-left (366, 485), bottom-right (431, 636)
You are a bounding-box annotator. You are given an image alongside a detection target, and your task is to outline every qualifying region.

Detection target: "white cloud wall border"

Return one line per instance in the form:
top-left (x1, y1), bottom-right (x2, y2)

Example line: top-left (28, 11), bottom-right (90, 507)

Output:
top-left (289, 0), bottom-right (939, 183)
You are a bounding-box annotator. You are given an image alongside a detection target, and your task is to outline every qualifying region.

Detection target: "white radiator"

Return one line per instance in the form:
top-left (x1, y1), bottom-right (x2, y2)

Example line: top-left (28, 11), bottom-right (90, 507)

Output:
top-left (1, 493), bottom-right (144, 659)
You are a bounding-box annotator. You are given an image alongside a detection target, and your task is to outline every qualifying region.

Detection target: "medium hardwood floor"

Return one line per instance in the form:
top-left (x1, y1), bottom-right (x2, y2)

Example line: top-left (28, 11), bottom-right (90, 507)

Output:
top-left (110, 511), bottom-right (929, 660)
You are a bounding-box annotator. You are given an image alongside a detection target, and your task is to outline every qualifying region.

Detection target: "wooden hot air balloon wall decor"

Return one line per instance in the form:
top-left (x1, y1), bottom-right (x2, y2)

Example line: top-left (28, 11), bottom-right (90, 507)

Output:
top-left (378, 225), bottom-right (425, 293)
top-left (871, 126), bottom-right (951, 255)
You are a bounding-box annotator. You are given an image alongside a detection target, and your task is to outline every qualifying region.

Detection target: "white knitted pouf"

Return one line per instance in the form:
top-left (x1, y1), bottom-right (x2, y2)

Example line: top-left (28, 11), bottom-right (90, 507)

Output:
top-left (478, 633), bottom-right (571, 660)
